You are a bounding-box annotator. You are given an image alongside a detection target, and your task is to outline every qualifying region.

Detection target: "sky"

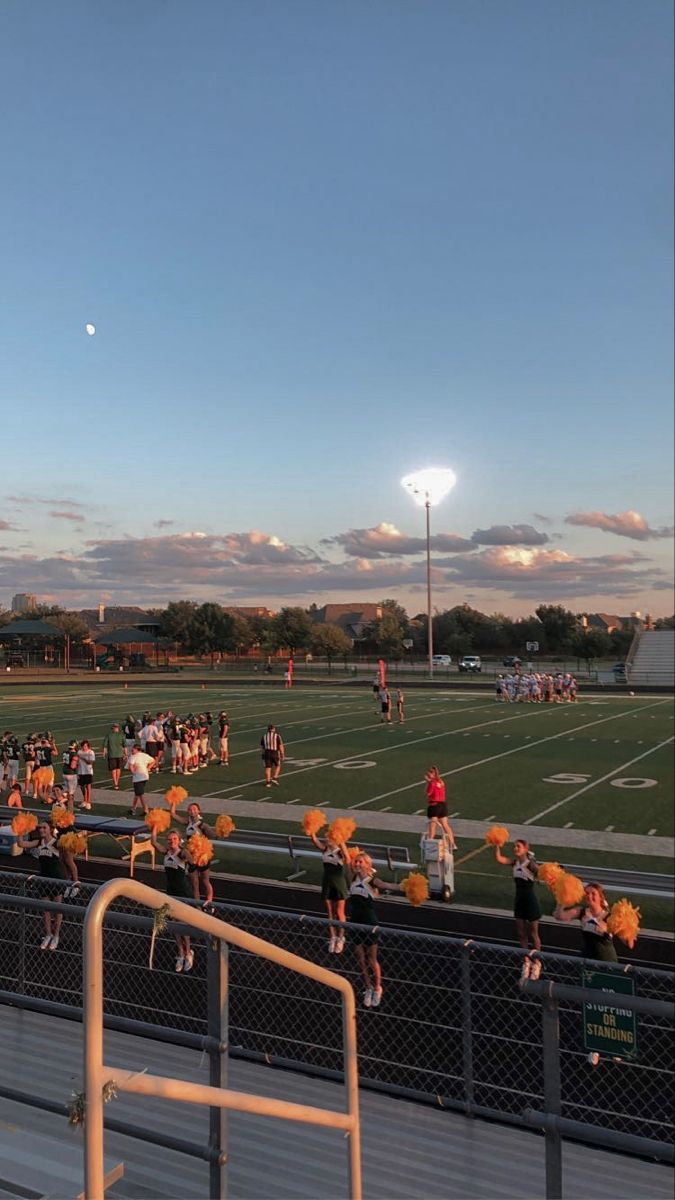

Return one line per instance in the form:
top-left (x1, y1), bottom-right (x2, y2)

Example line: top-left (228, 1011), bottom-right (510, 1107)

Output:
top-left (0, 0), bottom-right (673, 618)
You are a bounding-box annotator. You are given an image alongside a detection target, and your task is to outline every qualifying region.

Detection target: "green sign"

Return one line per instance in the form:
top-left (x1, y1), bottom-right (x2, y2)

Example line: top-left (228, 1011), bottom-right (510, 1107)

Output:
top-left (583, 970), bottom-right (638, 1061)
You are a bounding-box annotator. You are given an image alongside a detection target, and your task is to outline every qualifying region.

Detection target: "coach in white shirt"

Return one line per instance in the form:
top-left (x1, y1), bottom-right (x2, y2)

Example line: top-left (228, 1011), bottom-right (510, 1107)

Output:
top-left (127, 743), bottom-right (156, 816)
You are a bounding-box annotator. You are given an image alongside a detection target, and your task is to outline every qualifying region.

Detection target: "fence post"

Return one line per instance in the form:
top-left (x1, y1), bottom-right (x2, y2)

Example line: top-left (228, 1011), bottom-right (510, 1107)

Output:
top-left (18, 876), bottom-right (27, 993)
top-left (460, 941), bottom-right (475, 1115)
top-left (207, 936), bottom-right (229, 1200)
top-left (542, 996), bottom-right (563, 1200)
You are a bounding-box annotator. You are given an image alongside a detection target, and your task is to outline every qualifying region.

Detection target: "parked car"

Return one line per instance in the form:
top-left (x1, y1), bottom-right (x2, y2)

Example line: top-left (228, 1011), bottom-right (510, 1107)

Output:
top-left (458, 655), bottom-right (482, 673)
top-left (612, 662), bottom-right (627, 680)
top-left (5, 653), bottom-right (25, 667)
top-left (502, 656), bottom-right (522, 668)
top-left (431, 654), bottom-right (452, 667)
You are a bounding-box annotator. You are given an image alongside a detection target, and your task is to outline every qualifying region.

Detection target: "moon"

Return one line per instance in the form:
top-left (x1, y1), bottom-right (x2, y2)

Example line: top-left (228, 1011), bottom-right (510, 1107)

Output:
top-left (85, 323), bottom-right (96, 336)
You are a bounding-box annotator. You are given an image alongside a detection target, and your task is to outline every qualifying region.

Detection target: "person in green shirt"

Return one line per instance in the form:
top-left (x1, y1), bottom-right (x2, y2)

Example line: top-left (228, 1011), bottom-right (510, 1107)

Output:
top-left (102, 722), bottom-right (126, 791)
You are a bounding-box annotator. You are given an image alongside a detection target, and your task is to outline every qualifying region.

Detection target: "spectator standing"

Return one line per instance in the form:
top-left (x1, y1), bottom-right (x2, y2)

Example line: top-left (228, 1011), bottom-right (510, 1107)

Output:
top-left (218, 711), bottom-right (230, 766)
top-left (102, 722), bottom-right (126, 791)
top-left (76, 740), bottom-right (96, 810)
top-left (127, 743), bottom-right (156, 816)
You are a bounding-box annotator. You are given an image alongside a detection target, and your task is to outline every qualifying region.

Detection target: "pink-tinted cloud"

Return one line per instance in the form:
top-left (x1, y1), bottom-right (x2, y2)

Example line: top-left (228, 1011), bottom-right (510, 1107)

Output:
top-left (0, 520), bottom-right (18, 531)
top-left (325, 522), bottom-right (475, 557)
top-left (50, 510), bottom-right (84, 522)
top-left (565, 510), bottom-right (674, 541)
top-left (471, 524), bottom-right (549, 547)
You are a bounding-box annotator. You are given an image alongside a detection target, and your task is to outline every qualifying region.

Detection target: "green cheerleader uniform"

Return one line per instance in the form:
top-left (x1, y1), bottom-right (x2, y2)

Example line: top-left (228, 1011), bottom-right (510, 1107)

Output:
top-left (581, 907), bottom-right (618, 963)
top-left (164, 849), bottom-right (192, 898)
top-left (346, 875), bottom-right (379, 945)
top-left (321, 846), bottom-right (349, 901)
top-left (512, 855), bottom-right (541, 922)
top-left (35, 835), bottom-right (66, 881)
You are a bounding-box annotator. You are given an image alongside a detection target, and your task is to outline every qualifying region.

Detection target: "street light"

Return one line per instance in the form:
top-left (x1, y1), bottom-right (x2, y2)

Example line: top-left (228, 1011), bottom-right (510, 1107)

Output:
top-left (401, 467), bottom-right (457, 677)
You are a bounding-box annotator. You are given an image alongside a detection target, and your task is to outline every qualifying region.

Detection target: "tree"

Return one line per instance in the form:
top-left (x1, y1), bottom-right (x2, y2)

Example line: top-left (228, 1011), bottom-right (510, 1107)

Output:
top-left (609, 628), bottom-right (634, 658)
top-left (655, 616), bottom-right (675, 630)
top-left (535, 605), bottom-right (577, 652)
top-left (48, 612), bottom-right (90, 642)
top-left (309, 624), bottom-right (353, 670)
top-left (186, 604), bottom-right (235, 665)
top-left (571, 628), bottom-right (612, 671)
top-left (230, 614), bottom-right (255, 655)
top-left (271, 607), bottom-right (314, 653)
top-left (162, 601), bottom-right (198, 645)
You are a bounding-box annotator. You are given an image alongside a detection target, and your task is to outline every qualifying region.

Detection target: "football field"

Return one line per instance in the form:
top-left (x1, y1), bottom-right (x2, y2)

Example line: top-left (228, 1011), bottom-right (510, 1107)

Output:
top-left (2, 682), bottom-right (673, 926)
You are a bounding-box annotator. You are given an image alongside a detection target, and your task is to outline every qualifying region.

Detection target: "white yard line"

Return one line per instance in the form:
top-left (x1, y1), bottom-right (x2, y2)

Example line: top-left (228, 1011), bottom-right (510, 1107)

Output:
top-left (525, 734), bottom-right (675, 824)
top-left (354, 698), bottom-right (671, 808)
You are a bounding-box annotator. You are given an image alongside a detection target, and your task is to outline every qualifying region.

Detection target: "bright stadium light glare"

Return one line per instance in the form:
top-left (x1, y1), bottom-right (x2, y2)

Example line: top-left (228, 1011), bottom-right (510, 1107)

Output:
top-left (401, 467), bottom-right (457, 507)
top-left (401, 466), bottom-right (457, 677)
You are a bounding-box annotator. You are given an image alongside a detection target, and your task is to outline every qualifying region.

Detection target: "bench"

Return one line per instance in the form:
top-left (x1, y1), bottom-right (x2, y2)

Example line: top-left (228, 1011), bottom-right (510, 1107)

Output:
top-left (0, 808), bottom-right (154, 877)
top-left (212, 828), bottom-right (417, 881)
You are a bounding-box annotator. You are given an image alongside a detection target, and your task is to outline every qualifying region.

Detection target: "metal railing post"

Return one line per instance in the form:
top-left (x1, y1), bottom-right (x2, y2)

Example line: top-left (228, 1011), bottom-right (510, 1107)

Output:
top-left (18, 875), bottom-right (27, 993)
top-left (342, 989), bottom-right (362, 1200)
top-left (83, 888), bottom-right (106, 1200)
top-left (542, 996), bottom-right (563, 1200)
top-left (460, 941), bottom-right (475, 1116)
top-left (207, 936), bottom-right (229, 1200)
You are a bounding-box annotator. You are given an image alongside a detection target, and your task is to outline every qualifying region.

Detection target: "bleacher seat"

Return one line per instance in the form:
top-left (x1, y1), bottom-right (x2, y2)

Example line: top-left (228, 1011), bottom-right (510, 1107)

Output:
top-left (628, 630), bottom-right (675, 687)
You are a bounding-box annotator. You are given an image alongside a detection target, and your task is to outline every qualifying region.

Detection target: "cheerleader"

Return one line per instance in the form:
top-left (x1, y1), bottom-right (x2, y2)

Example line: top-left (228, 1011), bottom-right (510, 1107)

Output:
top-left (149, 828), bottom-right (195, 972)
top-left (170, 801), bottom-right (216, 911)
top-left (494, 838), bottom-right (542, 979)
top-left (18, 818), bottom-right (66, 949)
top-left (424, 767), bottom-right (457, 847)
top-left (554, 882), bottom-right (618, 963)
top-left (7, 782), bottom-right (23, 808)
top-left (308, 827), bottom-right (349, 954)
top-left (346, 853), bottom-right (402, 1008)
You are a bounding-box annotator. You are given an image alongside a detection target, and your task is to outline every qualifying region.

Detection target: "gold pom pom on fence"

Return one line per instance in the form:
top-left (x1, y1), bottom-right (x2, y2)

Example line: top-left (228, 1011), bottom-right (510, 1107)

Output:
top-left (607, 898), bottom-right (641, 949)
top-left (302, 809), bottom-right (327, 837)
top-left (145, 808), bottom-right (171, 834)
top-left (485, 825), bottom-right (510, 847)
top-left (215, 814), bottom-right (235, 839)
top-left (188, 832), bottom-right (214, 867)
top-left (401, 873), bottom-right (429, 907)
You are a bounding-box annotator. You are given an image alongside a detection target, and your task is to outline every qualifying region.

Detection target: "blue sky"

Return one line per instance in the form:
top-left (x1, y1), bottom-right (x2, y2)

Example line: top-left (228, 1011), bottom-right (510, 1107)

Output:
top-left (1, 0), bottom-right (673, 616)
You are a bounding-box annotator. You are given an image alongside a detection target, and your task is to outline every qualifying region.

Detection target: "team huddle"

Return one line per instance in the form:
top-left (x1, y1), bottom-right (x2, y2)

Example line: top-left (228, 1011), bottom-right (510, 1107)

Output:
top-left (495, 671), bottom-right (578, 703)
top-left (0, 710), bottom-right (231, 813)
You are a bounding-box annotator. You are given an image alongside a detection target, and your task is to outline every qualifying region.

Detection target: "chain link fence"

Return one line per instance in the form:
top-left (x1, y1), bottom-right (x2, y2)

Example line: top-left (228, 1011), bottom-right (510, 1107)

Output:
top-left (0, 869), bottom-right (672, 1148)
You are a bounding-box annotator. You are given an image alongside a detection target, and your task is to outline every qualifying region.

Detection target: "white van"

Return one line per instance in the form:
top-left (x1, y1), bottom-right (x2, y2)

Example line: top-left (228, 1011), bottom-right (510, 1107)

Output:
top-left (431, 654), bottom-right (452, 667)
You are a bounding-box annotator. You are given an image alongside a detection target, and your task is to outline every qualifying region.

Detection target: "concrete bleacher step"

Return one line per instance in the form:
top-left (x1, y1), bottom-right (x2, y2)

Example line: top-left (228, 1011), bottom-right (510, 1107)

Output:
top-left (0, 1130), bottom-right (123, 1200)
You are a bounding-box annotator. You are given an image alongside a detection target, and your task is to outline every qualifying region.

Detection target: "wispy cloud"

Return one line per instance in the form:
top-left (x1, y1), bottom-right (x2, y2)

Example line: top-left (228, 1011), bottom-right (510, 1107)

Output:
top-left (565, 510), bottom-right (674, 541)
top-left (471, 524), bottom-right (549, 547)
top-left (324, 522), bottom-right (475, 558)
top-left (154, 519), bottom-right (175, 529)
top-left (6, 495), bottom-right (83, 510)
top-left (50, 510), bottom-right (84, 522)
top-left (0, 520), bottom-right (19, 532)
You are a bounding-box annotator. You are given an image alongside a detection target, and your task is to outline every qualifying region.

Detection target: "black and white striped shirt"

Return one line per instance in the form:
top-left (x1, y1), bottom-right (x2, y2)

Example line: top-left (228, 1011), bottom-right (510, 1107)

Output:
top-left (261, 729), bottom-right (283, 752)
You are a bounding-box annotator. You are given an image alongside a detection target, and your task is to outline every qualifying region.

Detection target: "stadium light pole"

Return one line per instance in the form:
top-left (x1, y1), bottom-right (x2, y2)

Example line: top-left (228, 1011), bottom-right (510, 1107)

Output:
top-left (401, 467), bottom-right (457, 677)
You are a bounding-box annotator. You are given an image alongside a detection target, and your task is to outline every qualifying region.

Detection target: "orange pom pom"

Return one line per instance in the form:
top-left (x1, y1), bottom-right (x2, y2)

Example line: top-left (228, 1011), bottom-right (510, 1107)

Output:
top-left (215, 814), bottom-right (235, 839)
top-left (607, 898), bottom-right (641, 949)
top-left (51, 805), bottom-right (75, 829)
top-left (12, 811), bottom-right (38, 836)
top-left (327, 817), bottom-right (356, 845)
top-left (59, 831), bottom-right (87, 856)
top-left (188, 832), bottom-right (214, 868)
top-left (302, 809), bottom-right (327, 837)
top-left (164, 786), bottom-right (188, 809)
top-left (554, 872), bottom-right (586, 907)
top-left (31, 767), bottom-right (52, 788)
top-left (401, 873), bottom-right (429, 907)
top-left (145, 808), bottom-right (171, 834)
top-left (346, 845), bottom-right (363, 866)
top-left (537, 862), bottom-right (564, 891)
top-left (485, 824), bottom-right (510, 847)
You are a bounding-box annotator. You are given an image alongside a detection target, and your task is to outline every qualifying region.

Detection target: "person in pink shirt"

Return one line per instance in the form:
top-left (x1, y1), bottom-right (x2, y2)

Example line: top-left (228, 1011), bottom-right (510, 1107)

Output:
top-left (425, 766), bottom-right (457, 846)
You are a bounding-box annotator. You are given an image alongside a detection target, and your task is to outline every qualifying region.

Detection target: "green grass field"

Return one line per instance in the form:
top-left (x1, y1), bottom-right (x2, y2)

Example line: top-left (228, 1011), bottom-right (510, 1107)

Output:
top-left (2, 682), bottom-right (673, 927)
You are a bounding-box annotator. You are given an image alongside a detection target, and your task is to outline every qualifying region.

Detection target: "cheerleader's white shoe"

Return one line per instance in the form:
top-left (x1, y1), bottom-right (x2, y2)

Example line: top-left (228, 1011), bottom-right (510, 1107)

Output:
top-left (40, 935), bottom-right (51, 950)
top-left (334, 936), bottom-right (345, 954)
top-left (175, 956), bottom-right (184, 973)
top-left (371, 988), bottom-right (383, 1008)
top-left (48, 934), bottom-right (59, 951)
top-left (363, 988), bottom-right (373, 1008)
top-left (183, 950), bottom-right (194, 973)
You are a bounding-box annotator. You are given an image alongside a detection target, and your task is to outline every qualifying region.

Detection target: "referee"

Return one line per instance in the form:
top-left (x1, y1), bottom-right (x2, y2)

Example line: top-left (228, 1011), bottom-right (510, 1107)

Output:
top-left (260, 724), bottom-right (284, 788)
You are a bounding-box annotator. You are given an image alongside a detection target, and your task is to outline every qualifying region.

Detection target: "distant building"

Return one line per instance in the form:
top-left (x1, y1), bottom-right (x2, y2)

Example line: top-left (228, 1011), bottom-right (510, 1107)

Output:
top-left (11, 593), bottom-right (37, 614)
top-left (225, 607), bottom-right (276, 619)
top-left (312, 603), bottom-right (382, 642)
top-left (579, 612), bottom-right (624, 634)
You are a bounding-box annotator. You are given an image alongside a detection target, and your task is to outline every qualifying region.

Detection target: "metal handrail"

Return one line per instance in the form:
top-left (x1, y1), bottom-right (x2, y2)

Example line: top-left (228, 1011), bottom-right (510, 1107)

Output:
top-left (83, 877), bottom-right (361, 1200)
